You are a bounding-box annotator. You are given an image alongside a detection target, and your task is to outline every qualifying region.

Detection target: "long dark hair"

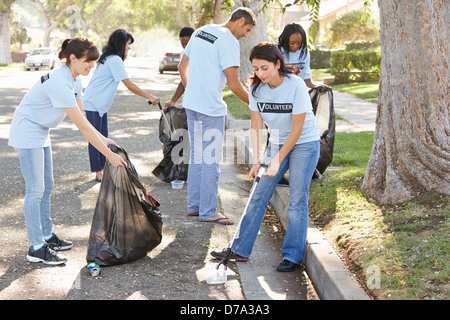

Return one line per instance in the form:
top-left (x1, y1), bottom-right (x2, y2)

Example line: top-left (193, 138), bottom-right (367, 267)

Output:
top-left (277, 23), bottom-right (308, 59)
top-left (98, 29), bottom-right (134, 64)
top-left (58, 37), bottom-right (99, 66)
top-left (248, 42), bottom-right (293, 97)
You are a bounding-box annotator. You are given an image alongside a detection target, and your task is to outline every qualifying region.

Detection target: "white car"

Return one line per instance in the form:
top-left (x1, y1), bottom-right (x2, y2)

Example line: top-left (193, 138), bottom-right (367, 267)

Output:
top-left (25, 47), bottom-right (58, 71)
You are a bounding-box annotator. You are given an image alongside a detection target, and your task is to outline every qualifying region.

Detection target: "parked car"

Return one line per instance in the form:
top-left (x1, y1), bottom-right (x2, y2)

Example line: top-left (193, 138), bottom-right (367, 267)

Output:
top-left (24, 47), bottom-right (58, 71)
top-left (159, 52), bottom-right (180, 74)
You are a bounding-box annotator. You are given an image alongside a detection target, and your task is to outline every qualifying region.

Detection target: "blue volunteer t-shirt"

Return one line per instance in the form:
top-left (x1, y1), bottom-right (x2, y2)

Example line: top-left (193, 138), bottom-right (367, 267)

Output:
top-left (83, 55), bottom-right (129, 116)
top-left (280, 47), bottom-right (311, 81)
top-left (249, 75), bottom-right (319, 145)
top-left (8, 64), bottom-right (82, 149)
top-left (182, 24), bottom-right (240, 117)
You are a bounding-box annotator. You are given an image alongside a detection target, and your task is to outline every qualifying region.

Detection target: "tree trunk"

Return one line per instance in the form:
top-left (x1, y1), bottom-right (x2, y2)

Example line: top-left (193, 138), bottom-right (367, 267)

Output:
top-left (33, 0), bottom-right (70, 47)
top-left (212, 0), bottom-right (227, 24)
top-left (232, 0), bottom-right (267, 83)
top-left (361, 0), bottom-right (450, 204)
top-left (0, 9), bottom-right (11, 65)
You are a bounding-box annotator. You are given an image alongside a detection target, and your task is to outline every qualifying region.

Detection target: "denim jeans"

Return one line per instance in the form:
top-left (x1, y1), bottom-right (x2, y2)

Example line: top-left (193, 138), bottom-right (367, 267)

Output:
top-left (185, 109), bottom-right (224, 219)
top-left (232, 140), bottom-right (320, 264)
top-left (15, 146), bottom-right (54, 249)
top-left (85, 110), bottom-right (108, 172)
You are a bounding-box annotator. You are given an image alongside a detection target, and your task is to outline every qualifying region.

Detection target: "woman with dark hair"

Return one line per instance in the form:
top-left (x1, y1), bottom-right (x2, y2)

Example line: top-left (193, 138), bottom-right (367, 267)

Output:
top-left (98, 29), bottom-right (134, 62)
top-left (83, 29), bottom-right (159, 182)
top-left (8, 37), bottom-right (126, 266)
top-left (278, 23), bottom-right (319, 88)
top-left (211, 43), bottom-right (320, 272)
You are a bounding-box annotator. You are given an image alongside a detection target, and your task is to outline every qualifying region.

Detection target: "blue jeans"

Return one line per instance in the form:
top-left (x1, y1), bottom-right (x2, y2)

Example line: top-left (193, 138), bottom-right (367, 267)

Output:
top-left (85, 111), bottom-right (108, 172)
top-left (15, 147), bottom-right (54, 249)
top-left (185, 109), bottom-right (224, 219)
top-left (232, 140), bottom-right (320, 264)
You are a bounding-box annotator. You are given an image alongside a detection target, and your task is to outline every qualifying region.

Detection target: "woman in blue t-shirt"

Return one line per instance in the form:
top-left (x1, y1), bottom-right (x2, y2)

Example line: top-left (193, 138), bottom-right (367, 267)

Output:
top-left (83, 29), bottom-right (159, 182)
top-left (275, 23), bottom-right (327, 186)
top-left (8, 37), bottom-right (126, 266)
top-left (211, 43), bottom-right (320, 272)
top-left (278, 23), bottom-right (320, 89)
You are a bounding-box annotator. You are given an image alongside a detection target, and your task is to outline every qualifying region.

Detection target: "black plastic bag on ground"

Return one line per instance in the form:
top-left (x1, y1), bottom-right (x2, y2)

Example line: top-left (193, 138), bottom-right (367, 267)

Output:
top-left (87, 146), bottom-right (162, 267)
top-left (309, 86), bottom-right (335, 176)
top-left (152, 106), bottom-right (190, 182)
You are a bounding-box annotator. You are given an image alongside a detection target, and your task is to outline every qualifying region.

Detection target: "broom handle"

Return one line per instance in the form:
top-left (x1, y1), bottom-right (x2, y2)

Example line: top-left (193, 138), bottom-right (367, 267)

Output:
top-left (149, 101), bottom-right (174, 137)
top-left (228, 164), bottom-right (267, 249)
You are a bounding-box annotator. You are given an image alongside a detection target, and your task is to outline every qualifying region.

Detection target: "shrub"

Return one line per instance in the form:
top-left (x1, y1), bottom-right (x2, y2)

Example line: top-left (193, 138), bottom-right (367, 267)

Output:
top-left (330, 9), bottom-right (380, 48)
top-left (330, 50), bottom-right (380, 83)
top-left (351, 50), bottom-right (381, 82)
top-left (330, 51), bottom-right (354, 83)
top-left (310, 49), bottom-right (331, 69)
top-left (345, 40), bottom-right (380, 51)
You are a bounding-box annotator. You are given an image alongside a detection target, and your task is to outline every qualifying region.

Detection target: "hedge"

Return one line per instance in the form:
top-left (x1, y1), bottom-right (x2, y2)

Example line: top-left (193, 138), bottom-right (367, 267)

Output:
top-left (345, 40), bottom-right (380, 51)
top-left (330, 50), bottom-right (380, 83)
top-left (310, 49), bottom-right (331, 69)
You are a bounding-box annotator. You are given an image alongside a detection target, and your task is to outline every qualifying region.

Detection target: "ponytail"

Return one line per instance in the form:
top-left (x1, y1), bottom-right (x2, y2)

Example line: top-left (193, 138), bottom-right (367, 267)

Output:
top-left (58, 39), bottom-right (70, 60)
top-left (58, 37), bottom-right (99, 65)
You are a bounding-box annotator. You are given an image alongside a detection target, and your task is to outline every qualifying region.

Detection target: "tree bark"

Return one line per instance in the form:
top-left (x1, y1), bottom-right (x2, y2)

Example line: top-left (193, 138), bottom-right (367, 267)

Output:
top-left (0, 5), bottom-right (12, 65)
top-left (232, 0), bottom-right (267, 83)
top-left (361, 0), bottom-right (450, 203)
top-left (212, 0), bottom-right (227, 24)
top-left (33, 0), bottom-right (70, 47)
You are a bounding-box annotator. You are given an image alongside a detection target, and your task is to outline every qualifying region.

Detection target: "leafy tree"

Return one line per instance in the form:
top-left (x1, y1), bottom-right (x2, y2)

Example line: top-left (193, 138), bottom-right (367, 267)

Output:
top-left (10, 20), bottom-right (31, 50)
top-left (31, 0), bottom-right (76, 46)
top-left (329, 9), bottom-right (379, 48)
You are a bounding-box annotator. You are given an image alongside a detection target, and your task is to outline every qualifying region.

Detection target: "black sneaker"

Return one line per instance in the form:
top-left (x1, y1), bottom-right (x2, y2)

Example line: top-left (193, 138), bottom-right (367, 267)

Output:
top-left (276, 259), bottom-right (302, 272)
top-left (46, 233), bottom-right (73, 251)
top-left (277, 176), bottom-right (289, 186)
top-left (210, 249), bottom-right (249, 262)
top-left (26, 244), bottom-right (67, 266)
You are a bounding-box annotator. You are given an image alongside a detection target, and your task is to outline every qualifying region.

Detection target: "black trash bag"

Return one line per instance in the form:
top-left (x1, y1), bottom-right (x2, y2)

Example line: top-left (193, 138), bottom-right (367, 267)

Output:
top-left (152, 106), bottom-right (190, 182)
top-left (309, 86), bottom-right (335, 177)
top-left (87, 146), bottom-right (162, 267)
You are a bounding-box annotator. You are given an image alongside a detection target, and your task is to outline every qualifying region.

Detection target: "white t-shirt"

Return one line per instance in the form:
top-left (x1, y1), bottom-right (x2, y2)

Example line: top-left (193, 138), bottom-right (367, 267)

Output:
top-left (249, 75), bottom-right (319, 145)
top-left (8, 64), bottom-right (82, 148)
top-left (83, 55), bottom-right (129, 116)
top-left (182, 24), bottom-right (240, 117)
top-left (280, 47), bottom-right (311, 81)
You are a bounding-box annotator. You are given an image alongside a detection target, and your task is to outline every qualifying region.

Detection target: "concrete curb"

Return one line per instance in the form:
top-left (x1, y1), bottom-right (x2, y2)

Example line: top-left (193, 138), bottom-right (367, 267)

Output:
top-left (225, 112), bottom-right (371, 300)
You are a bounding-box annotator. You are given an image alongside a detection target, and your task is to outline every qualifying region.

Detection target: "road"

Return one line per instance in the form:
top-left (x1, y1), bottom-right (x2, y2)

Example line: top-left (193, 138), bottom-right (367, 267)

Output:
top-left (0, 58), bottom-right (317, 303)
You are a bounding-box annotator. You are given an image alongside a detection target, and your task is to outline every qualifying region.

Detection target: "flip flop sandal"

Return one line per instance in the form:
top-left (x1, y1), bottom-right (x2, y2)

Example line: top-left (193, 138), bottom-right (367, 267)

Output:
top-left (187, 211), bottom-right (199, 216)
top-left (200, 217), bottom-right (234, 225)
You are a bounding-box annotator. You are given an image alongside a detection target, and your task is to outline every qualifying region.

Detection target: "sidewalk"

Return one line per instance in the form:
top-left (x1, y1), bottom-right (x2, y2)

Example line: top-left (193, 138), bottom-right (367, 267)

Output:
top-left (223, 89), bottom-right (377, 300)
top-left (333, 91), bottom-right (378, 132)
